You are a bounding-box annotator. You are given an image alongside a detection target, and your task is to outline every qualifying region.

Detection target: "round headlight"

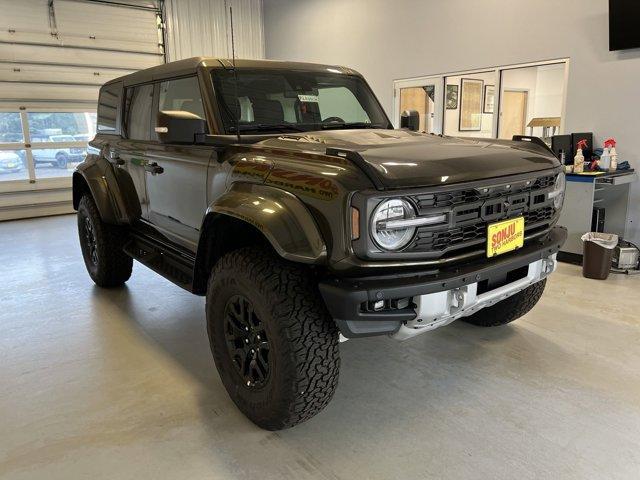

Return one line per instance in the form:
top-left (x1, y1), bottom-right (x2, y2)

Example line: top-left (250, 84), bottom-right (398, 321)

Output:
top-left (371, 198), bottom-right (417, 251)
top-left (551, 171), bottom-right (566, 209)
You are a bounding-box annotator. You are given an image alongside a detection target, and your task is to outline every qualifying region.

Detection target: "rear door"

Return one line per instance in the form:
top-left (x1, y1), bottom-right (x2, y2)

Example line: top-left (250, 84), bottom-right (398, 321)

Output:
top-left (144, 76), bottom-right (212, 250)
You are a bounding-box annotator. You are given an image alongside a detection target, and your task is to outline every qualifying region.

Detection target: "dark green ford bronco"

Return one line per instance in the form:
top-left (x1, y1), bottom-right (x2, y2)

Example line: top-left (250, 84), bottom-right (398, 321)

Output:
top-left (73, 57), bottom-right (566, 430)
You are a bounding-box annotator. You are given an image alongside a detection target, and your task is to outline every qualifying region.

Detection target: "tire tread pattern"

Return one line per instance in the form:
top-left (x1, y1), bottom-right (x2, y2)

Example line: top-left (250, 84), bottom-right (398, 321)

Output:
top-left (208, 247), bottom-right (339, 430)
top-left (462, 278), bottom-right (547, 327)
top-left (78, 195), bottom-right (132, 287)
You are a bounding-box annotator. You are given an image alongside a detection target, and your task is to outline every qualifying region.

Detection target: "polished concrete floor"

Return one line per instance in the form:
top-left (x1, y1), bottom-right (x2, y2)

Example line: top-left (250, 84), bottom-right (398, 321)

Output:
top-left (2, 214), bottom-right (640, 480)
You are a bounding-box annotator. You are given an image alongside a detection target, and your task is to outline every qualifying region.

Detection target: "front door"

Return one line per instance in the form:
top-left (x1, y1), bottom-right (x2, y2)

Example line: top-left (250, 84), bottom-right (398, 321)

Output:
top-left (144, 76), bottom-right (211, 251)
top-left (499, 90), bottom-right (528, 139)
top-left (117, 83), bottom-right (155, 218)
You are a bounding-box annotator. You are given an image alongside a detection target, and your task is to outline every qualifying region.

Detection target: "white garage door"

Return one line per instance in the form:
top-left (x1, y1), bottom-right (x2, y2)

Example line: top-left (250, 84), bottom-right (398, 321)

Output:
top-left (0, 0), bottom-right (164, 220)
top-left (0, 0), bottom-right (163, 103)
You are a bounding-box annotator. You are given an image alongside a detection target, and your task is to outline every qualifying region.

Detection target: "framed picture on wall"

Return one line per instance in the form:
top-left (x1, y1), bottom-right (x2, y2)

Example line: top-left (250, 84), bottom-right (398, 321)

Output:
top-left (446, 84), bottom-right (458, 110)
top-left (483, 85), bottom-right (495, 114)
top-left (459, 78), bottom-right (483, 131)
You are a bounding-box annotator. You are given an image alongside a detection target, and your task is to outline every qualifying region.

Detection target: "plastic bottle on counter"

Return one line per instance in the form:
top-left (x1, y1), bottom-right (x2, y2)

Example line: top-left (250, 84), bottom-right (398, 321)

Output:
top-left (574, 139), bottom-right (587, 173)
top-left (600, 146), bottom-right (611, 171)
top-left (605, 138), bottom-right (617, 172)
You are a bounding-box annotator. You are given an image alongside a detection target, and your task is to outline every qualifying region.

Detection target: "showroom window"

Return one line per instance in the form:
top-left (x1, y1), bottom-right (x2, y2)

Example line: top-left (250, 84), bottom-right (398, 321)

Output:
top-left (0, 110), bottom-right (95, 183)
top-left (443, 71), bottom-right (496, 138)
top-left (27, 112), bottom-right (96, 179)
top-left (393, 59), bottom-right (568, 141)
top-left (0, 113), bottom-right (27, 182)
top-left (498, 63), bottom-right (566, 140)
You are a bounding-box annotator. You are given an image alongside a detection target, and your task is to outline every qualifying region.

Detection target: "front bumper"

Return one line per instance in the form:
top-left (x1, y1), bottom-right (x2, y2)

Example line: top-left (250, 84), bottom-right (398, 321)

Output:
top-left (319, 226), bottom-right (567, 339)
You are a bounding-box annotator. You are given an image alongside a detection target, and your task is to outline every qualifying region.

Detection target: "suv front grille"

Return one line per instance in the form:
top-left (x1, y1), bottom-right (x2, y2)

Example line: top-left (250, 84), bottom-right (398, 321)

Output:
top-left (413, 189), bottom-right (480, 210)
top-left (404, 173), bottom-right (559, 256)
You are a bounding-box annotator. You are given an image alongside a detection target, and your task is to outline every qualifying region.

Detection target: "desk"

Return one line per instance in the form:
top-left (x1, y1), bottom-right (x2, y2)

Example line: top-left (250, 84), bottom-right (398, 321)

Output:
top-left (557, 170), bottom-right (637, 257)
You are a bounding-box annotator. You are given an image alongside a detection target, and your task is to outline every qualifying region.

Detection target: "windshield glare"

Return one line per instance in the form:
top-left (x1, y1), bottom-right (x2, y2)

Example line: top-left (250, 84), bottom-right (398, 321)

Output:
top-left (211, 69), bottom-right (390, 133)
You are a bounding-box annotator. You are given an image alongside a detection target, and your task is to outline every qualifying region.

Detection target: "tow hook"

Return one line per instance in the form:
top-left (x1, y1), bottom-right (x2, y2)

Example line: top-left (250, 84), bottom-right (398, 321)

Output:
top-left (450, 287), bottom-right (467, 315)
top-left (542, 257), bottom-right (555, 275)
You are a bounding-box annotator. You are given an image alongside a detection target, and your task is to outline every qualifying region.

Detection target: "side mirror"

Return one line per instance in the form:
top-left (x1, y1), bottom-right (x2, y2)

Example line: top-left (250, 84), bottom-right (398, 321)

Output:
top-left (400, 110), bottom-right (420, 132)
top-left (155, 110), bottom-right (207, 144)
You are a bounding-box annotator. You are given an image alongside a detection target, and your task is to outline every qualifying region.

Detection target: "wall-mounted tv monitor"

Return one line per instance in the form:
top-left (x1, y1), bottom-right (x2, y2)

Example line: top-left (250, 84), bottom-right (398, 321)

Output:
top-left (610, 0), bottom-right (640, 51)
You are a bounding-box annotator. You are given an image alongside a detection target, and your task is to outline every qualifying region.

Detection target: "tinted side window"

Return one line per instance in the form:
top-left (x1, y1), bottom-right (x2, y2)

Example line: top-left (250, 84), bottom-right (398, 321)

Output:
top-left (158, 77), bottom-right (206, 120)
top-left (97, 82), bottom-right (121, 134)
top-left (124, 84), bottom-right (154, 140)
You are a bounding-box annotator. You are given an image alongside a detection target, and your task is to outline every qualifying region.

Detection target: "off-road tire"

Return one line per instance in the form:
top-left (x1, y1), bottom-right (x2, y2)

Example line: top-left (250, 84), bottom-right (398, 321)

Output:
top-left (206, 247), bottom-right (340, 430)
top-left (77, 195), bottom-right (132, 287)
top-left (462, 278), bottom-right (546, 327)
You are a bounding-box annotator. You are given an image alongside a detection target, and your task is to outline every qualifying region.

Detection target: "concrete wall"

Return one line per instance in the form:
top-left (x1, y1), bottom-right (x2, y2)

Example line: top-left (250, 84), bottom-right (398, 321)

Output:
top-left (263, 0), bottom-right (640, 243)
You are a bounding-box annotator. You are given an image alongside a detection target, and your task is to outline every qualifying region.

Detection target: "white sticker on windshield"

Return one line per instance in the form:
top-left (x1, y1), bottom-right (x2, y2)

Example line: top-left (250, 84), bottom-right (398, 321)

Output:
top-left (298, 94), bottom-right (319, 103)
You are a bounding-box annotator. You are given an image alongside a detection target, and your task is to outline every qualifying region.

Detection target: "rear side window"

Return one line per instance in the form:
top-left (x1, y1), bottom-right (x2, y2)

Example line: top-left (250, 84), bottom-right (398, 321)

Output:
top-left (124, 84), bottom-right (154, 141)
top-left (158, 77), bottom-right (206, 120)
top-left (97, 82), bottom-right (121, 134)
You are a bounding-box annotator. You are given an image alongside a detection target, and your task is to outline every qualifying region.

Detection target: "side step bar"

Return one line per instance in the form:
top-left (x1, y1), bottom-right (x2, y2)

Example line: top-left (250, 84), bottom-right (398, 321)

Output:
top-left (123, 231), bottom-right (196, 292)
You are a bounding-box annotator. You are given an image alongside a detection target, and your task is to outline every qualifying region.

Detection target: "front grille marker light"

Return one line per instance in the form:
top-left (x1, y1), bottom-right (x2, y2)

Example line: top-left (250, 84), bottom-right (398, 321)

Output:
top-left (351, 206), bottom-right (360, 240)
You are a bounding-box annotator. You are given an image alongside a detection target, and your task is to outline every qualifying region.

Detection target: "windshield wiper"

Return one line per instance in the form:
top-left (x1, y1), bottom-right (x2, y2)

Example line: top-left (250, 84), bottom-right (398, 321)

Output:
top-left (230, 123), bottom-right (307, 133)
top-left (321, 122), bottom-right (383, 130)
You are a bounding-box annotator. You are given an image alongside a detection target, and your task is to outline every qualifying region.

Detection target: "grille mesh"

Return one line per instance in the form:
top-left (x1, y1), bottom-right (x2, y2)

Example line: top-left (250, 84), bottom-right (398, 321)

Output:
top-left (404, 174), bottom-right (558, 254)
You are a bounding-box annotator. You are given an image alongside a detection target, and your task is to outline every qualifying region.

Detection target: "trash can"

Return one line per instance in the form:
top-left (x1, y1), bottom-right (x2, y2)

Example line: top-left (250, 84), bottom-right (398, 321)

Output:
top-left (581, 232), bottom-right (618, 280)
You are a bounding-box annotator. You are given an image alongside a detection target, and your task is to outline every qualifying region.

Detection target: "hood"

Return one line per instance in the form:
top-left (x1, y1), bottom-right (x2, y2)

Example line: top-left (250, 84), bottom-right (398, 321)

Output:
top-left (258, 129), bottom-right (559, 189)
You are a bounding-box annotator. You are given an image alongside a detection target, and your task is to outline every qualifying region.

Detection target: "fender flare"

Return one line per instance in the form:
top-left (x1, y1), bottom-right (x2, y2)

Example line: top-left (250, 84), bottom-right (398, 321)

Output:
top-left (204, 182), bottom-right (327, 264)
top-left (72, 155), bottom-right (141, 224)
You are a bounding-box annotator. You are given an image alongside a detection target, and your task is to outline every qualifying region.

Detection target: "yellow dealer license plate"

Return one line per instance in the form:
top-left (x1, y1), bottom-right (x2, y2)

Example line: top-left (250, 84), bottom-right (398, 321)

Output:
top-left (487, 217), bottom-right (524, 257)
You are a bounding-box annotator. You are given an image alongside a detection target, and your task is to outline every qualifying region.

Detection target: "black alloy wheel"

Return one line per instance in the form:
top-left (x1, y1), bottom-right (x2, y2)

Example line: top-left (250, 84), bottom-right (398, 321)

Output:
top-left (83, 216), bottom-right (98, 266)
top-left (76, 195), bottom-right (133, 287)
top-left (224, 294), bottom-right (270, 388)
top-left (207, 246), bottom-right (340, 430)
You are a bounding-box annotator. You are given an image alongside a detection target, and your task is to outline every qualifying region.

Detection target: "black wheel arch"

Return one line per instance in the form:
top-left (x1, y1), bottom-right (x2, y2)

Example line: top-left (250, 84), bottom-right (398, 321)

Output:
top-left (192, 183), bottom-right (328, 295)
top-left (72, 154), bottom-right (141, 224)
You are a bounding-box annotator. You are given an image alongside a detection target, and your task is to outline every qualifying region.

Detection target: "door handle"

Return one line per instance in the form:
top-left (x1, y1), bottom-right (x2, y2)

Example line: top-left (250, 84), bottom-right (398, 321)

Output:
top-left (144, 162), bottom-right (164, 175)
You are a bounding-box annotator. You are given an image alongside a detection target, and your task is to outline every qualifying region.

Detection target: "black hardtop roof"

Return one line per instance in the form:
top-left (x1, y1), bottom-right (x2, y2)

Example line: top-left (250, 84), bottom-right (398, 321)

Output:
top-left (104, 57), bottom-right (361, 88)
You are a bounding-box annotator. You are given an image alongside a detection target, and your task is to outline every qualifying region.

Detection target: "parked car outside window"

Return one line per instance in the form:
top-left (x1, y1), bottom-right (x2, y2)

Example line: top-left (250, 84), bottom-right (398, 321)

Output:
top-left (31, 134), bottom-right (86, 169)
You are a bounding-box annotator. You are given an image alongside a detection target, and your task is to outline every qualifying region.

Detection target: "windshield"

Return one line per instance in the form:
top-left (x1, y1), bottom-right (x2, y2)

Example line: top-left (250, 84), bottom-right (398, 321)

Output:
top-left (211, 68), bottom-right (390, 134)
